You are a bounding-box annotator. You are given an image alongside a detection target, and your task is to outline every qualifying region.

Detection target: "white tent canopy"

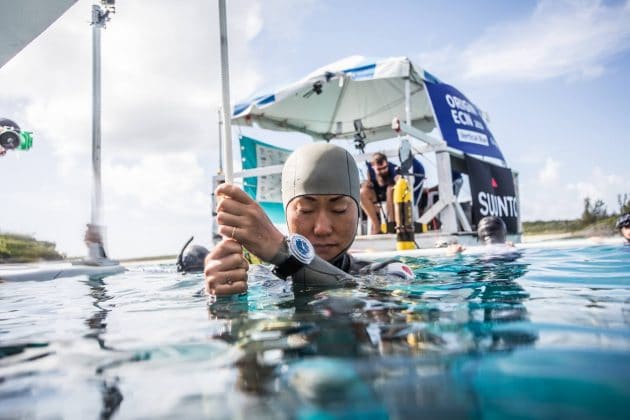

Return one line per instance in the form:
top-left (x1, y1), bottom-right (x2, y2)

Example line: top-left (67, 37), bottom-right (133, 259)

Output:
top-left (0, 0), bottom-right (78, 69)
top-left (232, 56), bottom-right (439, 143)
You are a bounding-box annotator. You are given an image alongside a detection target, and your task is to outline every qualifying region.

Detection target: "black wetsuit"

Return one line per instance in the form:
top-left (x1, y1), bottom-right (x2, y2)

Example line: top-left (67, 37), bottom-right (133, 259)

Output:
top-left (286, 251), bottom-right (405, 294)
top-left (330, 252), bottom-right (373, 274)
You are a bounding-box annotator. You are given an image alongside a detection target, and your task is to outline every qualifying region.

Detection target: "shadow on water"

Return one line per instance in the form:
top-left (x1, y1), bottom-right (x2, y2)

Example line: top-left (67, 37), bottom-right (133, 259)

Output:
top-left (82, 276), bottom-right (123, 420)
top-left (204, 254), bottom-right (536, 417)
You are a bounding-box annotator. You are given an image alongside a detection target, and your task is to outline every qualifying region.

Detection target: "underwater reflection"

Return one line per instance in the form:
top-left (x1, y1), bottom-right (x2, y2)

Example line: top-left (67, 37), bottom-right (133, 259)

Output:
top-left (82, 277), bottom-right (123, 420)
top-left (205, 254), bottom-right (537, 416)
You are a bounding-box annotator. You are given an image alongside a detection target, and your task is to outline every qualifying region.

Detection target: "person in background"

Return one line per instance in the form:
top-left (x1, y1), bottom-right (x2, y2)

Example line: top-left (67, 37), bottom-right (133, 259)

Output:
top-left (360, 152), bottom-right (397, 234)
top-left (84, 224), bottom-right (109, 260)
top-left (448, 216), bottom-right (514, 254)
top-left (204, 143), bottom-right (413, 296)
top-left (360, 152), bottom-right (426, 235)
top-left (616, 213), bottom-right (630, 245)
top-left (176, 236), bottom-right (209, 273)
top-left (476, 216), bottom-right (511, 245)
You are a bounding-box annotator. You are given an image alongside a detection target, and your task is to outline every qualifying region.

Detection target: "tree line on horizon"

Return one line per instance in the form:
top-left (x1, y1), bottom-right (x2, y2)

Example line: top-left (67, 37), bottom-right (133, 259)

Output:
top-left (1, 193), bottom-right (628, 263)
top-left (523, 193), bottom-right (630, 235)
top-left (0, 232), bottom-right (64, 263)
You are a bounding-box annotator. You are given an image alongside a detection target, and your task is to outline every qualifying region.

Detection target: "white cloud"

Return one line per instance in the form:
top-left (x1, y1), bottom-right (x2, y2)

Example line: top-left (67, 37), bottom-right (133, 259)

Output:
top-left (419, 0), bottom-right (630, 83)
top-left (106, 152), bottom-right (205, 213)
top-left (255, 0), bottom-right (320, 42)
top-left (537, 157), bottom-right (560, 183)
top-left (521, 161), bottom-right (626, 220)
top-left (566, 166), bottom-right (625, 207)
top-left (0, 0), bottom-right (320, 258)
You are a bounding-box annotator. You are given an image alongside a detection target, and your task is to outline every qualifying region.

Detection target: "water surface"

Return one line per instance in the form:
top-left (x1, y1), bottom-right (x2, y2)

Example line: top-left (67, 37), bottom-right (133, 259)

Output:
top-left (1, 243), bottom-right (629, 419)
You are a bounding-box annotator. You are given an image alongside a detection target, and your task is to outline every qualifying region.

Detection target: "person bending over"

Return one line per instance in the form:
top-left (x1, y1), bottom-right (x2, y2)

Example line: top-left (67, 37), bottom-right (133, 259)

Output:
top-left (360, 152), bottom-right (398, 234)
top-left (205, 143), bottom-right (412, 296)
top-left (359, 152), bottom-right (426, 235)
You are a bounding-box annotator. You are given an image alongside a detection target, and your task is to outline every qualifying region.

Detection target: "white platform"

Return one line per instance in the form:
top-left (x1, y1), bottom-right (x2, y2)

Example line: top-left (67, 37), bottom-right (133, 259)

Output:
top-left (0, 261), bottom-right (126, 282)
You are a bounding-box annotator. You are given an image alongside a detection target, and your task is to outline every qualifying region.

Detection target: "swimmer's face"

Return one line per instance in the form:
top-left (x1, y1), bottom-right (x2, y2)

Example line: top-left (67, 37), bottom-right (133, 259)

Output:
top-left (286, 195), bottom-right (358, 261)
top-left (622, 226), bottom-right (630, 241)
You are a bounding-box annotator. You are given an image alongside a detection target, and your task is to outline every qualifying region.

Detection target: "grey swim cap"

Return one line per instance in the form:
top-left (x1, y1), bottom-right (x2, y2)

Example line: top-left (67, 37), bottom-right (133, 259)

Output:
top-left (477, 216), bottom-right (507, 244)
top-left (282, 143), bottom-right (360, 211)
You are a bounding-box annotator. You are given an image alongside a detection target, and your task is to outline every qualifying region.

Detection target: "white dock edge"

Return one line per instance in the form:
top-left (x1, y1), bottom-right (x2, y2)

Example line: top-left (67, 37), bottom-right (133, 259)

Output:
top-left (0, 262), bottom-right (126, 282)
top-left (351, 236), bottom-right (622, 260)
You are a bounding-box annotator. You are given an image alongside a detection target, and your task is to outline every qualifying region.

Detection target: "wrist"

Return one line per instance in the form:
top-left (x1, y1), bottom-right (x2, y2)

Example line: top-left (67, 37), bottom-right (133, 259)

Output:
top-left (263, 231), bottom-right (287, 263)
top-left (270, 234), bottom-right (315, 279)
top-left (269, 237), bottom-right (290, 265)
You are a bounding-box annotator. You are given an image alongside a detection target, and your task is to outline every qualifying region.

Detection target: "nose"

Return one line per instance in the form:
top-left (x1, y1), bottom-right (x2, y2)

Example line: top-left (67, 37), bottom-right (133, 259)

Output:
top-left (312, 210), bottom-right (333, 236)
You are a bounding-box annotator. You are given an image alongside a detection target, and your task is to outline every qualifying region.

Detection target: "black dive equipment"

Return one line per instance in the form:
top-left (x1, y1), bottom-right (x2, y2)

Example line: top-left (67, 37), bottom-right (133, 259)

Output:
top-left (176, 236), bottom-right (209, 273)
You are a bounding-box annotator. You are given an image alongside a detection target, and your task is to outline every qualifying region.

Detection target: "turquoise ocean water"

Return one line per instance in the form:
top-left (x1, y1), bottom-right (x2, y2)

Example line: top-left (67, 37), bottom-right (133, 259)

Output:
top-left (1, 243), bottom-right (629, 419)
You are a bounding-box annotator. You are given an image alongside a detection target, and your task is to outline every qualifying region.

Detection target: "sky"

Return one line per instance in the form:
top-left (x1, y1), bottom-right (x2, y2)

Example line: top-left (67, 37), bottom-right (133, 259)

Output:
top-left (1, 0), bottom-right (629, 259)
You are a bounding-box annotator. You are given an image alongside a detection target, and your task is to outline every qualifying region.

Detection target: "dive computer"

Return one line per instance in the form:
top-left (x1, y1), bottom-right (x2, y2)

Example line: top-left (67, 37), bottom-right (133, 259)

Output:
top-left (271, 234), bottom-right (315, 279)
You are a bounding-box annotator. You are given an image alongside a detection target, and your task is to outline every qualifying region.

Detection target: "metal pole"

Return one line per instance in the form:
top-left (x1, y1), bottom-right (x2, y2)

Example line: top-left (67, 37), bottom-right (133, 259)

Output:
top-left (218, 0), bottom-right (233, 184)
top-left (404, 78), bottom-right (419, 224)
top-left (91, 4), bottom-right (102, 229)
top-left (405, 78), bottom-right (411, 125)
top-left (217, 107), bottom-right (223, 174)
top-left (87, 3), bottom-right (115, 262)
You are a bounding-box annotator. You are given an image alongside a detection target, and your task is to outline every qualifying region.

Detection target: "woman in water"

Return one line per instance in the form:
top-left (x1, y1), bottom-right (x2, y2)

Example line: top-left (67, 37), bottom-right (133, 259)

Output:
top-left (204, 143), bottom-right (412, 296)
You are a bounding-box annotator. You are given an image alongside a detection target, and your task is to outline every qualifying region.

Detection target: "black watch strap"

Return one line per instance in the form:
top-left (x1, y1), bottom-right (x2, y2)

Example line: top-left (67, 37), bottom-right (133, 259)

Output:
top-left (270, 234), bottom-right (314, 280)
top-left (273, 255), bottom-right (307, 280)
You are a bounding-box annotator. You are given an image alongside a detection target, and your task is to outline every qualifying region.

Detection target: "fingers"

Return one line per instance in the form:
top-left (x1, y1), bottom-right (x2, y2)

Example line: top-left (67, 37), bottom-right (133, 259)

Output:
top-left (214, 183), bottom-right (284, 261)
top-left (204, 242), bottom-right (250, 296)
top-left (215, 212), bottom-right (242, 232)
top-left (207, 238), bottom-right (242, 259)
top-left (205, 267), bottom-right (248, 296)
top-left (215, 183), bottom-right (254, 205)
top-left (205, 248), bottom-right (249, 272)
top-left (217, 224), bottom-right (235, 241)
top-left (216, 195), bottom-right (246, 218)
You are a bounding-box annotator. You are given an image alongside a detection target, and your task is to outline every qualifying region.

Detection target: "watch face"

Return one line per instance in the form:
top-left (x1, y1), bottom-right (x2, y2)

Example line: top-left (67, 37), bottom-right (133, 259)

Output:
top-left (288, 234), bottom-right (315, 264)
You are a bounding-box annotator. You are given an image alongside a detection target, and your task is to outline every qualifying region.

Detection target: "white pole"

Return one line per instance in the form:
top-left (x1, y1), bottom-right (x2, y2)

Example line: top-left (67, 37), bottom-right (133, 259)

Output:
top-left (217, 107), bottom-right (223, 174)
top-left (91, 4), bottom-right (102, 229)
top-left (404, 77), bottom-right (420, 223)
top-left (87, 4), bottom-right (109, 261)
top-left (405, 78), bottom-right (411, 125)
top-left (218, 0), bottom-right (233, 184)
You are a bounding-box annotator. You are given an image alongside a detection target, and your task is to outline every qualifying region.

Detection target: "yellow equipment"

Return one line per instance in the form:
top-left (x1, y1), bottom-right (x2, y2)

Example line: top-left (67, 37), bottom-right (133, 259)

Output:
top-left (393, 177), bottom-right (416, 250)
top-left (243, 247), bottom-right (262, 265)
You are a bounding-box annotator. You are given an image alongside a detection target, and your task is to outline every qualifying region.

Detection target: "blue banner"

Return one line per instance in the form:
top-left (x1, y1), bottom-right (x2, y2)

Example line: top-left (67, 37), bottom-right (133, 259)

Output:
top-left (425, 81), bottom-right (505, 162)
